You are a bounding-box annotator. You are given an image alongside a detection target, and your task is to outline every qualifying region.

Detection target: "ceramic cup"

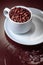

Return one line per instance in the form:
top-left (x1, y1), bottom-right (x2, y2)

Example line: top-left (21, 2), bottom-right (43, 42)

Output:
top-left (3, 6), bottom-right (32, 34)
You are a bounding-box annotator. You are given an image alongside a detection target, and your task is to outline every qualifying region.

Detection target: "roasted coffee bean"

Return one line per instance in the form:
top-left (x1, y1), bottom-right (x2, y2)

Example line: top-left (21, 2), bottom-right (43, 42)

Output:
top-left (19, 55), bottom-right (22, 59)
top-left (11, 15), bottom-right (14, 20)
top-left (14, 8), bottom-right (18, 13)
top-left (14, 18), bottom-right (16, 21)
top-left (24, 13), bottom-right (28, 16)
top-left (20, 12), bottom-right (23, 15)
top-left (33, 56), bottom-right (40, 62)
top-left (17, 10), bottom-right (20, 13)
top-left (9, 7), bottom-right (31, 23)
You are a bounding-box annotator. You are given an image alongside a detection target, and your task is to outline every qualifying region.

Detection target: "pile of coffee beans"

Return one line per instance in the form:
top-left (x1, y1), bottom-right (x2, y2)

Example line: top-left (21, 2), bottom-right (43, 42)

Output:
top-left (9, 7), bottom-right (31, 23)
top-left (15, 49), bottom-right (43, 65)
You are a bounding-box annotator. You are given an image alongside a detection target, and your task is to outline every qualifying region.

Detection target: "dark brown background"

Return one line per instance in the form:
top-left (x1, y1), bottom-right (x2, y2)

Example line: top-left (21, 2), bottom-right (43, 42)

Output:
top-left (0, 0), bottom-right (43, 65)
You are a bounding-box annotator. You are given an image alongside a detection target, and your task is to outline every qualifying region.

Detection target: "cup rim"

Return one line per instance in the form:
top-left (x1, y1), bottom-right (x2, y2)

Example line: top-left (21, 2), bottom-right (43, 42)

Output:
top-left (9, 5), bottom-right (32, 24)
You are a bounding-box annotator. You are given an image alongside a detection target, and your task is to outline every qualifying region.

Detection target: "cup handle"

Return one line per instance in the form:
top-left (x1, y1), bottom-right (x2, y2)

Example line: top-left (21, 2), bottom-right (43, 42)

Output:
top-left (3, 8), bottom-right (10, 18)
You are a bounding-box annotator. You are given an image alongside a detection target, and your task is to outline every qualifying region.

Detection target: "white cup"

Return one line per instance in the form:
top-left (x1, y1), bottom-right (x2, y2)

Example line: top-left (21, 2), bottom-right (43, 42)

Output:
top-left (3, 6), bottom-right (32, 34)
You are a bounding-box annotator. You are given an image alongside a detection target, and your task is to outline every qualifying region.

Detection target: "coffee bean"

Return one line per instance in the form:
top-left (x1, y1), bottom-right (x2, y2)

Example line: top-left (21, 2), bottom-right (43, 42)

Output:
top-left (19, 16), bottom-right (22, 22)
top-left (13, 19), bottom-right (17, 22)
top-left (17, 10), bottom-right (20, 13)
top-left (14, 8), bottom-right (18, 13)
top-left (11, 15), bottom-right (14, 20)
top-left (24, 13), bottom-right (27, 16)
top-left (16, 16), bottom-right (19, 19)
top-left (33, 56), bottom-right (40, 62)
top-left (19, 56), bottom-right (22, 59)
top-left (20, 12), bottom-right (23, 15)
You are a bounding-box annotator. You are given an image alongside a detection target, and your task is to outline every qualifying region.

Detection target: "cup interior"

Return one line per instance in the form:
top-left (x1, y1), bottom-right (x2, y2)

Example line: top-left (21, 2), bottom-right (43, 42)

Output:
top-left (9, 6), bottom-right (32, 24)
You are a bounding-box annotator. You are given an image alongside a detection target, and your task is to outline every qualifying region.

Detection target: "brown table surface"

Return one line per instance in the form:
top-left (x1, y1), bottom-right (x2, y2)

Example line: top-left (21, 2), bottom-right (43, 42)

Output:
top-left (0, 0), bottom-right (43, 65)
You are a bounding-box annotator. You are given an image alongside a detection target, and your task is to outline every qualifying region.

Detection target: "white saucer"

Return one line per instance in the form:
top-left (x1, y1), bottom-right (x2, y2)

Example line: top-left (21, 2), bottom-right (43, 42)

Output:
top-left (4, 7), bottom-right (43, 45)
